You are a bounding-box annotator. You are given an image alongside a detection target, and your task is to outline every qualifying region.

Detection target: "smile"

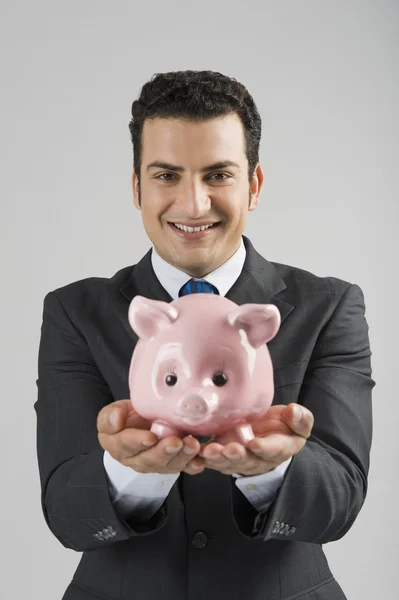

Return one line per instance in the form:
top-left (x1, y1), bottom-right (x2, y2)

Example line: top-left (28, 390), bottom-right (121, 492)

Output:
top-left (173, 223), bottom-right (215, 233)
top-left (168, 222), bottom-right (221, 239)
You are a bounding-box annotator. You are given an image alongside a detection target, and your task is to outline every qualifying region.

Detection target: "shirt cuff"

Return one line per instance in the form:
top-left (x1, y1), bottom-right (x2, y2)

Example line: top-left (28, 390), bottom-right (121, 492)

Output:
top-left (103, 450), bottom-right (179, 502)
top-left (232, 456), bottom-right (293, 512)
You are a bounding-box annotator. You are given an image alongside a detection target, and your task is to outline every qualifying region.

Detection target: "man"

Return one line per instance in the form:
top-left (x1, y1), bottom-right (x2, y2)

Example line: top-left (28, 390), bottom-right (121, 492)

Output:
top-left (35, 70), bottom-right (375, 600)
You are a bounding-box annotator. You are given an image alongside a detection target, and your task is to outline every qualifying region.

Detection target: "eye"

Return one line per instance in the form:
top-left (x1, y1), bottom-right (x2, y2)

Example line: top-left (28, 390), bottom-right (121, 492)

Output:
top-left (208, 172), bottom-right (229, 181)
top-left (212, 373), bottom-right (228, 386)
top-left (165, 374), bottom-right (178, 386)
top-left (156, 173), bottom-right (177, 181)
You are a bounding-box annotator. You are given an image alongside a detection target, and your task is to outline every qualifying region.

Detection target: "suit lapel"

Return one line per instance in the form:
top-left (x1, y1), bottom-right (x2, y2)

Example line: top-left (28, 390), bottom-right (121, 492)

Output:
top-left (119, 248), bottom-right (173, 303)
top-left (112, 248), bottom-right (172, 342)
top-left (113, 236), bottom-right (295, 342)
top-left (226, 236), bottom-right (294, 327)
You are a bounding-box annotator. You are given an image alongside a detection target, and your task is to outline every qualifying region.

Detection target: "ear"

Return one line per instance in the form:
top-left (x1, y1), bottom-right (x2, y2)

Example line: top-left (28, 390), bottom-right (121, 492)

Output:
top-left (132, 170), bottom-right (140, 210)
top-left (248, 163), bottom-right (264, 211)
top-left (227, 303), bottom-right (280, 348)
top-left (128, 296), bottom-right (178, 340)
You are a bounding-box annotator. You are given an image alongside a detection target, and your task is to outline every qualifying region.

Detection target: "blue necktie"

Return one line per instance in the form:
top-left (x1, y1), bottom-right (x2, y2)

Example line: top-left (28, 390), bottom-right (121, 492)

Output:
top-left (178, 278), bottom-right (220, 297)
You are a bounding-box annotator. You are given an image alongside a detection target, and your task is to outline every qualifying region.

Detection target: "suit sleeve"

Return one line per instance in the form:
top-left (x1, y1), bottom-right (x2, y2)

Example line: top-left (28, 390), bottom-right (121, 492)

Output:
top-left (230, 283), bottom-right (375, 544)
top-left (34, 291), bottom-right (173, 552)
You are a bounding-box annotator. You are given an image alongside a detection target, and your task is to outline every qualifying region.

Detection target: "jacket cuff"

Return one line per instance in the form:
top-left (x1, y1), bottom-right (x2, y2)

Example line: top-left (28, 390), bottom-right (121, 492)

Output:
top-left (43, 447), bottom-right (171, 551)
top-left (230, 455), bottom-right (296, 540)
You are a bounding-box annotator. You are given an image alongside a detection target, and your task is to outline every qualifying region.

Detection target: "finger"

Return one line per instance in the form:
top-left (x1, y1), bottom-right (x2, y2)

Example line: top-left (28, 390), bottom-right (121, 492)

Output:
top-left (98, 399), bottom-right (152, 436)
top-left (183, 456), bottom-right (206, 475)
top-left (201, 441), bottom-right (250, 462)
top-left (97, 400), bottom-right (132, 434)
top-left (200, 442), bottom-right (226, 459)
top-left (247, 432), bottom-right (307, 463)
top-left (164, 436), bottom-right (202, 471)
top-left (181, 439), bottom-right (207, 475)
top-left (202, 442), bottom-right (260, 474)
top-left (128, 435), bottom-right (187, 472)
top-left (180, 437), bottom-right (207, 475)
top-left (284, 404), bottom-right (314, 439)
top-left (115, 427), bottom-right (159, 455)
top-left (98, 427), bottom-right (158, 463)
top-left (251, 405), bottom-right (286, 434)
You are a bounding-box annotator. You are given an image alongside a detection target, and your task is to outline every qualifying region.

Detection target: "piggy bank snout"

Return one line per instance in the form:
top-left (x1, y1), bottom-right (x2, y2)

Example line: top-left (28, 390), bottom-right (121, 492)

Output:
top-left (177, 393), bottom-right (214, 419)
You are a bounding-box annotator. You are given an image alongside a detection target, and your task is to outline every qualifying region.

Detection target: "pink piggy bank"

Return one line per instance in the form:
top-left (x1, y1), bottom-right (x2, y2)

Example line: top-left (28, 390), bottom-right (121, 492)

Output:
top-left (127, 294), bottom-right (281, 445)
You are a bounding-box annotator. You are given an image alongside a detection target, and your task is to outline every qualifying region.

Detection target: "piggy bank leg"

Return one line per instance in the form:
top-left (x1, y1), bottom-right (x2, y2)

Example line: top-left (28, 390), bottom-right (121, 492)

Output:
top-left (151, 419), bottom-right (182, 439)
top-left (215, 423), bottom-right (255, 445)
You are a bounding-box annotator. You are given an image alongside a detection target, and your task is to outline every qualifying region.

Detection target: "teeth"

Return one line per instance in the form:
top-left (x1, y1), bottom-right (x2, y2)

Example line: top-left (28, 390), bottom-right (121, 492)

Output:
top-left (174, 223), bottom-right (215, 233)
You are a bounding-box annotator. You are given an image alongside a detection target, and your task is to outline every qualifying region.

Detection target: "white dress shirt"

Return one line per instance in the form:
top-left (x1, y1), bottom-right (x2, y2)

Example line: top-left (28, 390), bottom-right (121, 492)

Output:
top-left (103, 237), bottom-right (292, 521)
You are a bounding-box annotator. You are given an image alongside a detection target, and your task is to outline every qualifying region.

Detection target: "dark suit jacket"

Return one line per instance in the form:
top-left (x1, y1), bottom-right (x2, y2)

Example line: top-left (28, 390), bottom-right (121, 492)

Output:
top-left (35, 235), bottom-right (375, 600)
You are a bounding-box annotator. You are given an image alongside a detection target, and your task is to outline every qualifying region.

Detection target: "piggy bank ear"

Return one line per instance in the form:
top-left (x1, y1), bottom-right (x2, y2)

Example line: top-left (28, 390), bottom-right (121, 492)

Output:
top-left (227, 303), bottom-right (281, 348)
top-left (128, 296), bottom-right (178, 340)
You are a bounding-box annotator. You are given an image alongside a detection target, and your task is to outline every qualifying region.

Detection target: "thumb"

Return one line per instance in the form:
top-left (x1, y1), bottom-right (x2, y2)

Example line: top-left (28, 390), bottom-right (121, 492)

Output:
top-left (284, 403), bottom-right (314, 439)
top-left (97, 399), bottom-right (132, 434)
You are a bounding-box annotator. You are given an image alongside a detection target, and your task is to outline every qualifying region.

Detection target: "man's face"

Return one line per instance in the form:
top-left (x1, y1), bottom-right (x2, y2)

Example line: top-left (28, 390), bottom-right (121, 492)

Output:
top-left (132, 113), bottom-right (263, 278)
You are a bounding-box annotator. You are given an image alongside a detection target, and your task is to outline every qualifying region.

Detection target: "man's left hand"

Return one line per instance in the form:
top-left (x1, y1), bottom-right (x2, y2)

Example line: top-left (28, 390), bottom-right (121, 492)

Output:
top-left (198, 403), bottom-right (314, 477)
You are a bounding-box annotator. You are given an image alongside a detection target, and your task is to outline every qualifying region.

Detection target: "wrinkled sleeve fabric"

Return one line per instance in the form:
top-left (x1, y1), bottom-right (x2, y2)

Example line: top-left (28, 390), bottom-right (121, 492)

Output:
top-left (231, 283), bottom-right (375, 544)
top-left (34, 291), bottom-right (174, 552)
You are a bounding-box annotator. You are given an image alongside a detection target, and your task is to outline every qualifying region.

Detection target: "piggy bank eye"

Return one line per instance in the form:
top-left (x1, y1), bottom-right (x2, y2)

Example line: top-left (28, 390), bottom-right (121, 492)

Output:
top-left (165, 374), bottom-right (178, 386)
top-left (213, 373), bottom-right (228, 386)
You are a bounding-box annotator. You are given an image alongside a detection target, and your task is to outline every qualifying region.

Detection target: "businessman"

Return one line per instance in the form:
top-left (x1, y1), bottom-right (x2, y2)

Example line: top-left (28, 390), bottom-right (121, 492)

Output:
top-left (35, 70), bottom-right (375, 600)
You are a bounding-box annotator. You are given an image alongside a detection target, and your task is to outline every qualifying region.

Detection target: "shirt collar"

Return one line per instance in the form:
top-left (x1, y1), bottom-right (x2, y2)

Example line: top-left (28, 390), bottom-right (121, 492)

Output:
top-left (151, 237), bottom-right (246, 299)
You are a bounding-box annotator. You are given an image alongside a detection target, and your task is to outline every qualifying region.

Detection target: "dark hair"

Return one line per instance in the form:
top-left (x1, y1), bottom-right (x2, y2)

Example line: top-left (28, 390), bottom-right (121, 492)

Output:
top-left (128, 70), bottom-right (262, 185)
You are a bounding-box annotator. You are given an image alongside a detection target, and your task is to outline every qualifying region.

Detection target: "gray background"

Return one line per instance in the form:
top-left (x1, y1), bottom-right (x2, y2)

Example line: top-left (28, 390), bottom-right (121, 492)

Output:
top-left (1, 0), bottom-right (398, 598)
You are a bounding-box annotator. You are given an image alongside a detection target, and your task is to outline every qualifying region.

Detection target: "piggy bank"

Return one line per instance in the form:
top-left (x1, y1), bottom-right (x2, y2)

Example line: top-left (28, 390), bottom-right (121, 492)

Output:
top-left (127, 294), bottom-right (281, 445)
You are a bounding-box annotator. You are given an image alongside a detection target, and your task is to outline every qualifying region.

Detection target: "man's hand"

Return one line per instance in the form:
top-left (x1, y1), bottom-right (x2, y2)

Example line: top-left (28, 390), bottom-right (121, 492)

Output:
top-left (199, 403), bottom-right (314, 477)
top-left (97, 400), bottom-right (206, 476)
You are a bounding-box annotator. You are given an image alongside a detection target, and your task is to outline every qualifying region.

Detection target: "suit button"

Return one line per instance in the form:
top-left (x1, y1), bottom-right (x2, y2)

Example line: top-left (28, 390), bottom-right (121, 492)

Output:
top-left (192, 532), bottom-right (208, 548)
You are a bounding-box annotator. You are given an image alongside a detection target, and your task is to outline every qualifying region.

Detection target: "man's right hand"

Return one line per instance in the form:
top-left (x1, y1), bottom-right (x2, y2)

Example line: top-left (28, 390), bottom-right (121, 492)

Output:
top-left (97, 400), bottom-right (206, 476)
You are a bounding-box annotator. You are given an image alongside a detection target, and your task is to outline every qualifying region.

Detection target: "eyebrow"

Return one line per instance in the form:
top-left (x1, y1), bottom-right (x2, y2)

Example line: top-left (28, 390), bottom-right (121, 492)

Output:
top-left (146, 160), bottom-right (241, 173)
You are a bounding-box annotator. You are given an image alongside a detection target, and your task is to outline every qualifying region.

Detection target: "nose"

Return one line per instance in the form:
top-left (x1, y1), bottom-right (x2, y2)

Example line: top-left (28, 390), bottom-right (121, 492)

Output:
top-left (177, 394), bottom-right (209, 418)
top-left (177, 181), bottom-right (211, 218)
